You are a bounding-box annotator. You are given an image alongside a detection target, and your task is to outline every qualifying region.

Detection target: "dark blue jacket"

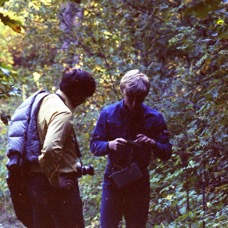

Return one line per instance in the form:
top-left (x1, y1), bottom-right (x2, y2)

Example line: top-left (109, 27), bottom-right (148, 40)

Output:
top-left (90, 100), bottom-right (172, 178)
top-left (6, 91), bottom-right (49, 169)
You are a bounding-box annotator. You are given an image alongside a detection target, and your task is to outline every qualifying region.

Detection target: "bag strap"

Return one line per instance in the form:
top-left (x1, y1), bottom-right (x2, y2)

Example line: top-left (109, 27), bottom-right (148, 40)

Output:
top-left (55, 93), bottom-right (82, 159)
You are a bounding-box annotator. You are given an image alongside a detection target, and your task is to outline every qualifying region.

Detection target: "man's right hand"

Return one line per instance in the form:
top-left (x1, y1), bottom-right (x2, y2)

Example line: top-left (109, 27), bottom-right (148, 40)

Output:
top-left (108, 138), bottom-right (127, 151)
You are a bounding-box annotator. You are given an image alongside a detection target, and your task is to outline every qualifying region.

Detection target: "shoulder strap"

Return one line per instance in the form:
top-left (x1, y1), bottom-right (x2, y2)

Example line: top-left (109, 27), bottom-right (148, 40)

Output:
top-left (55, 93), bottom-right (82, 158)
top-left (25, 91), bottom-right (50, 163)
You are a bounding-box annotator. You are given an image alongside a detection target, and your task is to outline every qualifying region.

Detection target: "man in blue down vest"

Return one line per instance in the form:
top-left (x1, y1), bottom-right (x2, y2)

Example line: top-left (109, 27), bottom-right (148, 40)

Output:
top-left (7, 68), bottom-right (96, 228)
top-left (90, 69), bottom-right (172, 228)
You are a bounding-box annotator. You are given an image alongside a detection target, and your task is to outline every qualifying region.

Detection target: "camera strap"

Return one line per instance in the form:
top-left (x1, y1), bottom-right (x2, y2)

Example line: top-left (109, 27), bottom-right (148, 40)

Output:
top-left (72, 130), bottom-right (82, 159)
top-left (55, 93), bottom-right (82, 159)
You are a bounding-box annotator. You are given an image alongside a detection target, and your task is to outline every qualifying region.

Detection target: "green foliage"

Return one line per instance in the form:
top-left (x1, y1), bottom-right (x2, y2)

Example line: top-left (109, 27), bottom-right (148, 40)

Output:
top-left (0, 12), bottom-right (24, 33)
top-left (0, 0), bottom-right (227, 226)
top-left (0, 0), bottom-right (9, 7)
top-left (184, 0), bottom-right (224, 19)
top-left (0, 66), bottom-right (21, 125)
top-left (0, 67), bottom-right (21, 100)
top-left (0, 0), bottom-right (24, 33)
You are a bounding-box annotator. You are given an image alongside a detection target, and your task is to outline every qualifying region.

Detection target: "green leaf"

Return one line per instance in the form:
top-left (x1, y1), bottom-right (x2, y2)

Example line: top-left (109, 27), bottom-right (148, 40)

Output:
top-left (0, 13), bottom-right (25, 33)
top-left (217, 19), bottom-right (225, 25)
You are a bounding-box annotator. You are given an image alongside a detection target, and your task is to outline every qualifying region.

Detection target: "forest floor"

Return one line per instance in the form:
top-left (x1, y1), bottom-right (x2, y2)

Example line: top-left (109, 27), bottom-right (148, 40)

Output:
top-left (0, 196), bottom-right (25, 228)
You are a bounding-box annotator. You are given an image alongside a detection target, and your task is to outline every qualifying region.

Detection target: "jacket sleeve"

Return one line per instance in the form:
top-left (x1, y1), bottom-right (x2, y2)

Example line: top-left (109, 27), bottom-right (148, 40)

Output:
top-left (152, 114), bottom-right (172, 161)
top-left (90, 109), bottom-right (109, 156)
top-left (38, 111), bottom-right (73, 186)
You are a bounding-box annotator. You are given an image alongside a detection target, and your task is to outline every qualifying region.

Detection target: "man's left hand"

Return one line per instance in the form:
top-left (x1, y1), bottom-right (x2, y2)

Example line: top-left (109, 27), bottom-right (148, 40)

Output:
top-left (134, 134), bottom-right (156, 147)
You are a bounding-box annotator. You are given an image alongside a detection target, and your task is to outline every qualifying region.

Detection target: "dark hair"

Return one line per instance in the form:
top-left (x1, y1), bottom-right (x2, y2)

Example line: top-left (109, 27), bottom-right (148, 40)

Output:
top-left (59, 68), bottom-right (96, 98)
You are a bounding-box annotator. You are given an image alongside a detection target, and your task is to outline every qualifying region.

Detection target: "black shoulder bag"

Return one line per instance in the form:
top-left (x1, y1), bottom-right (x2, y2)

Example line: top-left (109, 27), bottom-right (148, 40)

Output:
top-left (109, 141), bottom-right (143, 189)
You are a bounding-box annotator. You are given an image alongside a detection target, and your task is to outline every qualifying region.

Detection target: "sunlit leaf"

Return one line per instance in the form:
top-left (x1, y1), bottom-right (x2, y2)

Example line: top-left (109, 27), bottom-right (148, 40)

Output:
top-left (217, 19), bottom-right (225, 25)
top-left (0, 13), bottom-right (25, 33)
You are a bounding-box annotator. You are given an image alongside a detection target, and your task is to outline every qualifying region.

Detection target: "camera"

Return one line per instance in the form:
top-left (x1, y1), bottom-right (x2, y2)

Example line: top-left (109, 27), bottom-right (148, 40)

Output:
top-left (76, 163), bottom-right (94, 177)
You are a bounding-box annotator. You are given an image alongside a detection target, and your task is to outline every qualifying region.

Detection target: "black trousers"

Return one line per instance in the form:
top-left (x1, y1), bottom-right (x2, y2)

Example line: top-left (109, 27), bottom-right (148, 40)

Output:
top-left (27, 173), bottom-right (84, 228)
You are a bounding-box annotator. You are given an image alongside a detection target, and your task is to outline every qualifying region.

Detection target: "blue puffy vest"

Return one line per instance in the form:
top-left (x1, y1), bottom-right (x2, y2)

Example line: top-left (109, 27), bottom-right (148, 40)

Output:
top-left (6, 90), bottom-right (50, 169)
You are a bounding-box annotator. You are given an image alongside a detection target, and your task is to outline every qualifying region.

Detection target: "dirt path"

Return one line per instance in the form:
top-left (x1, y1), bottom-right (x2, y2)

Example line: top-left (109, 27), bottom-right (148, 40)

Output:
top-left (0, 196), bottom-right (25, 228)
top-left (0, 213), bottom-right (25, 228)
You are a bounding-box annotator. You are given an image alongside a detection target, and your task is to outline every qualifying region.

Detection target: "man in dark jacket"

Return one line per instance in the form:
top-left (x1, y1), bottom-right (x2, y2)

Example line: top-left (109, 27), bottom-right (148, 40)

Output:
top-left (90, 69), bottom-right (172, 228)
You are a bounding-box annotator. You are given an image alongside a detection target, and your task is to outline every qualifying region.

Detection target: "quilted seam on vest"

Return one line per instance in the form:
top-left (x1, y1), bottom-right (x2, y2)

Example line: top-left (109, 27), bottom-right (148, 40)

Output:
top-left (6, 90), bottom-right (49, 169)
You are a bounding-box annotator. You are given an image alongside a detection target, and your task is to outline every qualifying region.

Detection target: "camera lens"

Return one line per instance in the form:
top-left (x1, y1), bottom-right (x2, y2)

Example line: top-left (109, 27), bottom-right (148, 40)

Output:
top-left (85, 165), bottom-right (94, 176)
top-left (76, 164), bottom-right (94, 177)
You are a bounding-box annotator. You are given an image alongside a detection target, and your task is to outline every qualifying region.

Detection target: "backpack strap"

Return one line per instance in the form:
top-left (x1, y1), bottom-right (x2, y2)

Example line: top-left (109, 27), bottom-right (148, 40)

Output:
top-left (25, 91), bottom-right (50, 163)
